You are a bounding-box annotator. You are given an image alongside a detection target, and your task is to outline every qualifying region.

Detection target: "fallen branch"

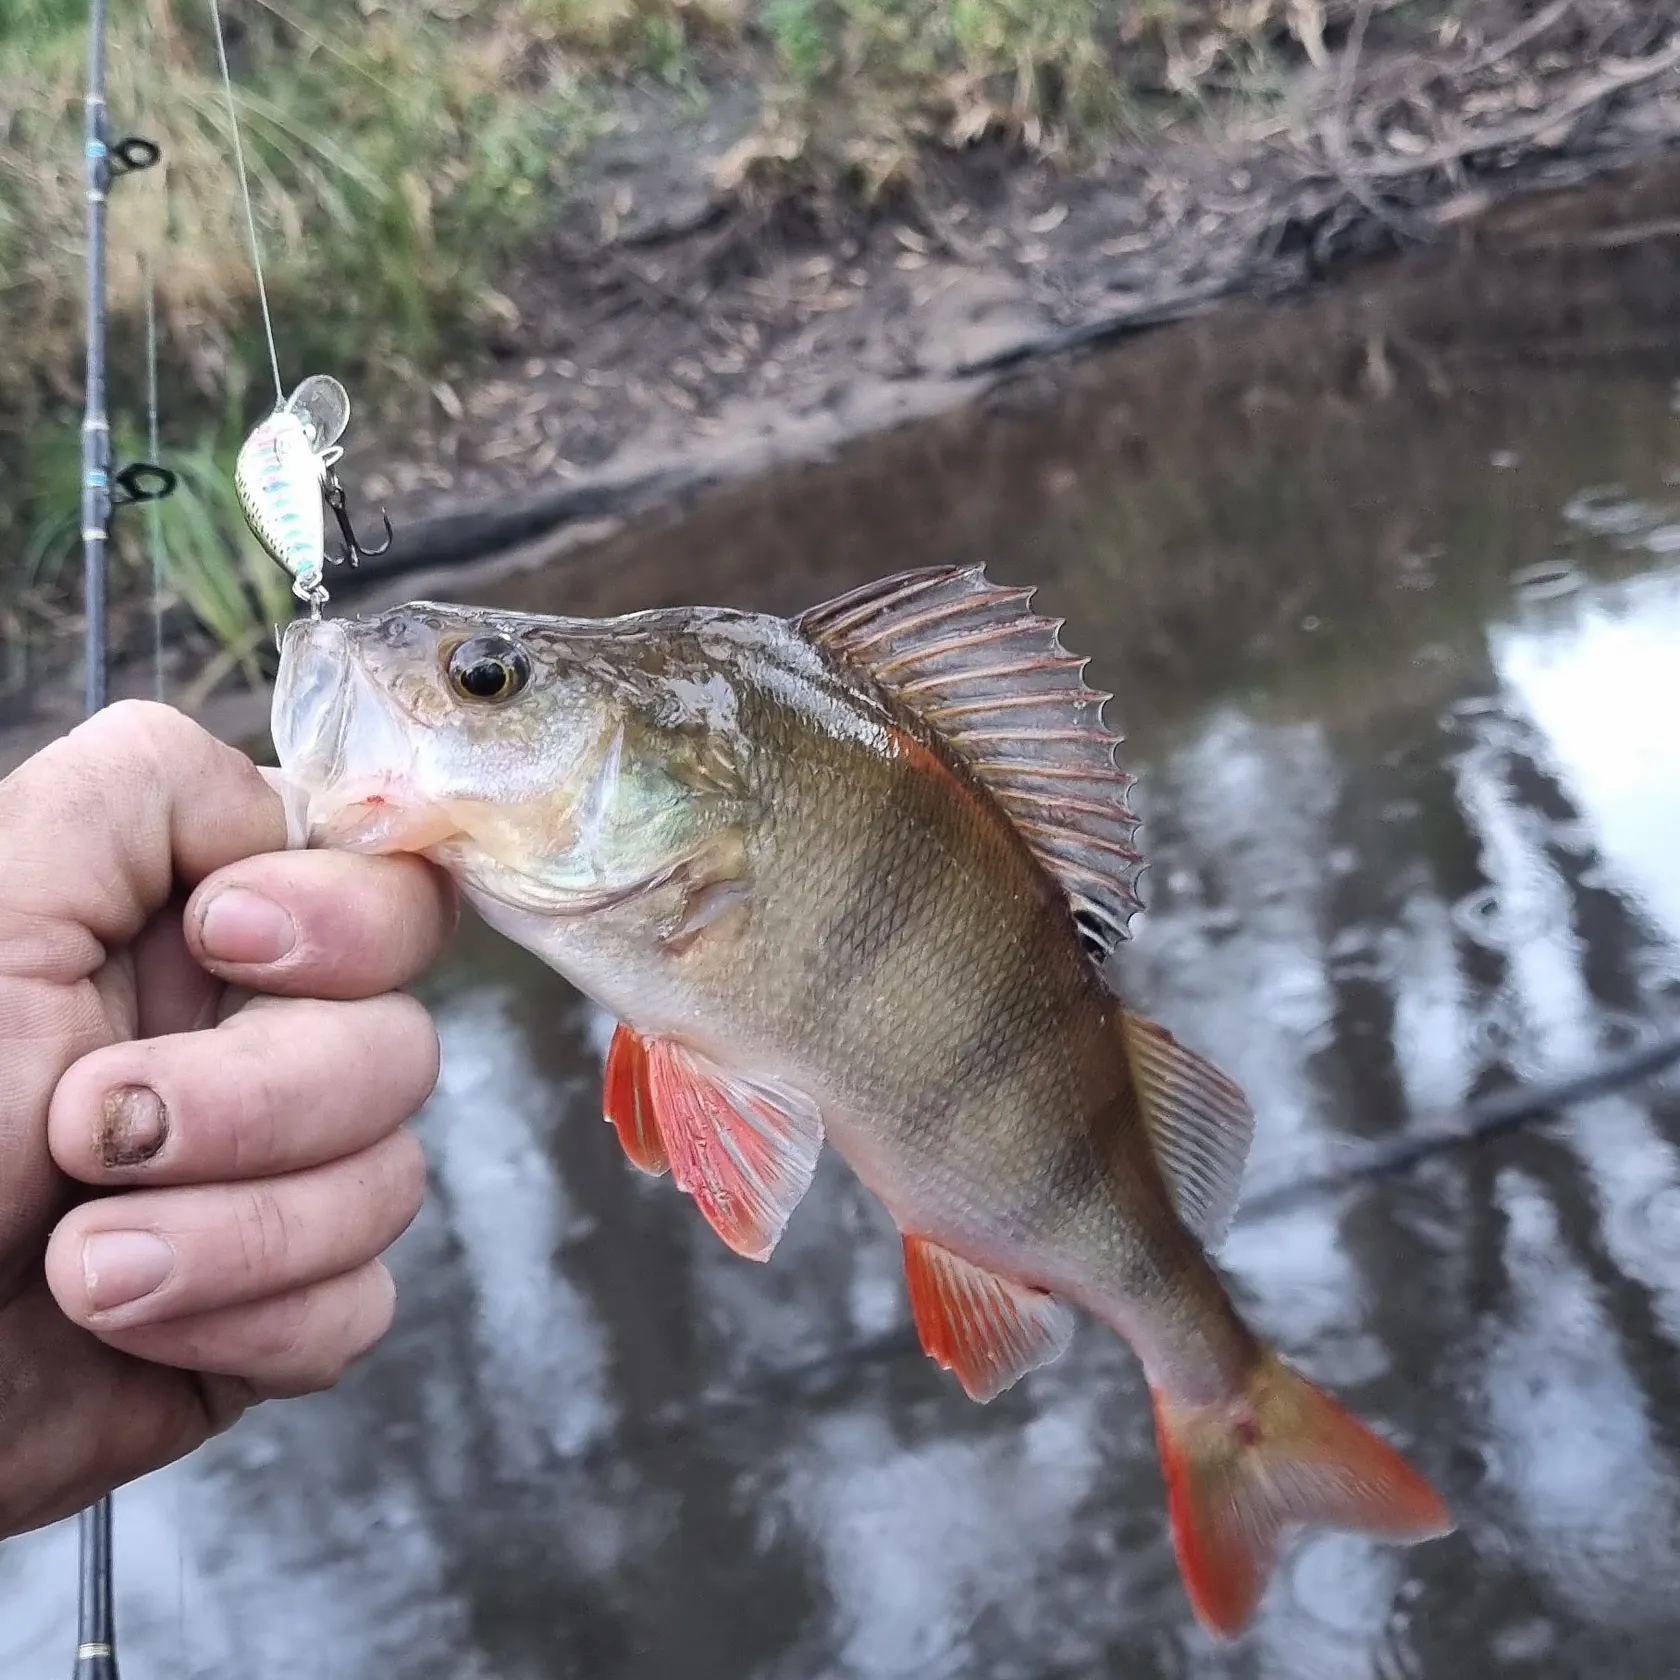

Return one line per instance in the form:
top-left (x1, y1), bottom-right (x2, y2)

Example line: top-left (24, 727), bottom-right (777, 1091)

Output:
top-left (1237, 1028), bottom-right (1680, 1223)
top-left (1348, 38), bottom-right (1680, 184)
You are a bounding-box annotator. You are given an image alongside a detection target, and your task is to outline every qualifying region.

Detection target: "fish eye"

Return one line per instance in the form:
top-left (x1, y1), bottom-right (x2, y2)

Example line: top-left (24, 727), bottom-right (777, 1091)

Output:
top-left (446, 634), bottom-right (532, 704)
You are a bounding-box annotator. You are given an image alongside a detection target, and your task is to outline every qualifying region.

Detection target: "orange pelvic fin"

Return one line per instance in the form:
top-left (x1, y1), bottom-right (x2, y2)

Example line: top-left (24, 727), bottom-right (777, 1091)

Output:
top-left (604, 1024), bottom-right (669, 1175)
top-left (602, 1025), bottom-right (825, 1261)
top-left (902, 1234), bottom-right (1076, 1402)
top-left (1151, 1352), bottom-right (1453, 1639)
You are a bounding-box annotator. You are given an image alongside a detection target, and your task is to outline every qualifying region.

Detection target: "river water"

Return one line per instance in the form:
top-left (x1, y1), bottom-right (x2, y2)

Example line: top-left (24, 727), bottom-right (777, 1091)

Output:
top-left (7, 215), bottom-right (1680, 1678)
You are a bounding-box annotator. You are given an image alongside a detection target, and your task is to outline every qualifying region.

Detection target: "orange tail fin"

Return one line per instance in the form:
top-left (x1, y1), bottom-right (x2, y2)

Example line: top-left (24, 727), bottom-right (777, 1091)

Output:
top-left (1151, 1353), bottom-right (1453, 1639)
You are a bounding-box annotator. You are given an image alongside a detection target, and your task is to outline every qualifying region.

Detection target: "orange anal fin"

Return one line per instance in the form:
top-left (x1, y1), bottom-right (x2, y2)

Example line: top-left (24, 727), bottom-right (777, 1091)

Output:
top-left (902, 1235), bottom-right (1076, 1403)
top-left (1151, 1353), bottom-right (1454, 1640)
top-left (603, 1023), bottom-right (668, 1176)
top-left (643, 1039), bottom-right (824, 1262)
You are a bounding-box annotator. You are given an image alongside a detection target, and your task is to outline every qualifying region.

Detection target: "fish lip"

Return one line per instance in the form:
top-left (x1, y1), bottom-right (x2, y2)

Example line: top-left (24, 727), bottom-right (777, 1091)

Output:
top-left (307, 779), bottom-right (466, 854)
top-left (273, 617), bottom-right (353, 787)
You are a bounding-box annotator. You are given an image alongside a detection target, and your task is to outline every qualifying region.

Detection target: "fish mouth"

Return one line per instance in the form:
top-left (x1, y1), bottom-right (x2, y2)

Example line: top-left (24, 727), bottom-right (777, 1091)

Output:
top-left (273, 616), bottom-right (464, 855)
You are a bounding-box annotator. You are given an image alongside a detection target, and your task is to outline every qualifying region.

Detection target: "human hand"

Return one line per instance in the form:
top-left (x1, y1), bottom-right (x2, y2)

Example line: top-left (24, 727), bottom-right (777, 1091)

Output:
top-left (0, 700), bottom-right (453, 1539)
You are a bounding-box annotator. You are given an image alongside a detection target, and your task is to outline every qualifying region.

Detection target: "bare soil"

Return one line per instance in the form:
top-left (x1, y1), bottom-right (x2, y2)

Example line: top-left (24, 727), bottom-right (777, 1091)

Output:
top-left (330, 0), bottom-right (1680, 566)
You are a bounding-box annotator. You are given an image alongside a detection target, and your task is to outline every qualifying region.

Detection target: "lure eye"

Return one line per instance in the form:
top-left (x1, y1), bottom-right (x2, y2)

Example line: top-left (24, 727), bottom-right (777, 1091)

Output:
top-left (446, 635), bottom-right (532, 704)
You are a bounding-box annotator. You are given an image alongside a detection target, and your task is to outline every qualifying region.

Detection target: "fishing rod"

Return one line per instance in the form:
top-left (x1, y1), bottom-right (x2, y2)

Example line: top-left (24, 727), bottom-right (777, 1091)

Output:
top-left (75, 0), bottom-right (174, 1673)
top-left (68, 0), bottom-right (391, 1655)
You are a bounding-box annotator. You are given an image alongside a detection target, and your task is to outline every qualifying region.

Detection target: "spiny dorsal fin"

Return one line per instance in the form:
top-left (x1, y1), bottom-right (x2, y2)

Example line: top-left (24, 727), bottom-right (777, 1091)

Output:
top-left (797, 565), bottom-right (1144, 958)
top-left (1119, 1010), bottom-right (1254, 1248)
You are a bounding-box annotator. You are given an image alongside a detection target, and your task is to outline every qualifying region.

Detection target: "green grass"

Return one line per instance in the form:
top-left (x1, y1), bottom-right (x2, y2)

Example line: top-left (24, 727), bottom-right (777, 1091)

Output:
top-left (1, 0), bottom-right (1307, 660)
top-left (0, 0), bottom-right (736, 655)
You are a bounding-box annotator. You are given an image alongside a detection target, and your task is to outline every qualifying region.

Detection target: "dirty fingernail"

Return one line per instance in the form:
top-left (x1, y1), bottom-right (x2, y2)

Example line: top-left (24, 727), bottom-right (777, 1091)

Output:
top-left (199, 888), bottom-right (297, 965)
top-left (81, 1231), bottom-right (176, 1314)
top-left (99, 1085), bottom-right (167, 1168)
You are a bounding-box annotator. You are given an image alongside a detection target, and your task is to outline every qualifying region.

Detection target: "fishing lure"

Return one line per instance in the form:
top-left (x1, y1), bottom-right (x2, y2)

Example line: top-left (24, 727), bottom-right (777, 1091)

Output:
top-left (235, 373), bottom-right (392, 610)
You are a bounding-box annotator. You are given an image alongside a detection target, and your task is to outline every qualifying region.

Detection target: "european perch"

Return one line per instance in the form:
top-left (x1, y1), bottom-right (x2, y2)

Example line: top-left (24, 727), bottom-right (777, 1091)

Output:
top-left (269, 566), bottom-right (1452, 1636)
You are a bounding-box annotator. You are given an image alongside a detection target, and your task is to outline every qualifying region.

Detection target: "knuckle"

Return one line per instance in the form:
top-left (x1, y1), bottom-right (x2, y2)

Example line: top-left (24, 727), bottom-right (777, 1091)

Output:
top-left (340, 1264), bottom-right (397, 1367)
top-left (281, 1269), bottom-right (392, 1391)
top-left (254, 1287), bottom-right (326, 1380)
top-left (220, 1031), bottom-right (293, 1179)
top-left (106, 697), bottom-right (193, 745)
top-left (387, 994), bottom-right (442, 1091)
top-left (232, 1183), bottom-right (296, 1282)
top-left (353, 994), bottom-right (441, 1111)
top-left (380, 1132), bottom-right (429, 1224)
top-left (95, 701), bottom-right (201, 788)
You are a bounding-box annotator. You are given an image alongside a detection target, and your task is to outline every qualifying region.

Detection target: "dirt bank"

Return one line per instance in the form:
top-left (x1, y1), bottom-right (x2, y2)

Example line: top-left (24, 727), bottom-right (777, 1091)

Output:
top-left (326, 0), bottom-right (1680, 573)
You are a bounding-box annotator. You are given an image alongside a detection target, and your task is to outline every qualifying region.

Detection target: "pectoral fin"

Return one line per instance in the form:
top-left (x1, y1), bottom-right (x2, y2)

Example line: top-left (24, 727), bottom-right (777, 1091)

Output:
top-left (604, 1024), bottom-right (669, 1175)
top-left (901, 1234), bottom-right (1076, 1402)
top-left (601, 1024), bottom-right (824, 1260)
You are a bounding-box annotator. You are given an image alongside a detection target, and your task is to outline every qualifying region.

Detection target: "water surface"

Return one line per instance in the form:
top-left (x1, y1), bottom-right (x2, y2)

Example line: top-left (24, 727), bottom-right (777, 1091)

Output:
top-left (9, 229), bottom-right (1680, 1679)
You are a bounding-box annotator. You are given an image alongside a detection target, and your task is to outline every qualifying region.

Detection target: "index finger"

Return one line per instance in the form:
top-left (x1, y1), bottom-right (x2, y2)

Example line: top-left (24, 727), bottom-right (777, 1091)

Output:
top-left (0, 702), bottom-right (285, 1262)
top-left (0, 700), bottom-right (285, 953)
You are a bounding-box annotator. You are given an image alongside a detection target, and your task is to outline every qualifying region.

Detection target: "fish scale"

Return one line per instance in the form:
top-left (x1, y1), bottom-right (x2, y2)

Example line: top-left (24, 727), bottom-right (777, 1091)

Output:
top-left (740, 691), bottom-right (1087, 1222)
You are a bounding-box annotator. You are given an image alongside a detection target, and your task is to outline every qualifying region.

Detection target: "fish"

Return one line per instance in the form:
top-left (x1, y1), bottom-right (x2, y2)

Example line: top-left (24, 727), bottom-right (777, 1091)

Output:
top-left (270, 566), bottom-right (1453, 1637)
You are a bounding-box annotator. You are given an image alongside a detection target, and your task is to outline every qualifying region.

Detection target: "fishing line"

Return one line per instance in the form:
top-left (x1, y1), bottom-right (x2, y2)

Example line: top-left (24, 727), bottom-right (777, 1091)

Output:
top-left (140, 4), bottom-right (166, 700)
top-left (207, 0), bottom-right (284, 405)
top-left (209, 0), bottom-right (395, 610)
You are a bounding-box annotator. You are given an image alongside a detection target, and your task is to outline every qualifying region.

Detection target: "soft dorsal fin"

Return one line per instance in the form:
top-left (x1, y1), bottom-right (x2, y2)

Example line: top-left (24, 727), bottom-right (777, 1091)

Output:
top-left (1118, 1010), bottom-right (1254, 1249)
top-left (798, 565), bottom-right (1144, 958)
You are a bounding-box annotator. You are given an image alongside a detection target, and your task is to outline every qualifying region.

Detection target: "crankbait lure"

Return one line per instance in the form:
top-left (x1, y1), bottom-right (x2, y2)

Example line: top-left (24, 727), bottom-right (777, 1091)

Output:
top-left (235, 373), bottom-right (392, 611)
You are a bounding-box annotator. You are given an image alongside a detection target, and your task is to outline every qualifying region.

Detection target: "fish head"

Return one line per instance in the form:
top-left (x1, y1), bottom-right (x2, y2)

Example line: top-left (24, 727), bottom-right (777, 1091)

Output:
top-left (272, 601), bottom-right (753, 920)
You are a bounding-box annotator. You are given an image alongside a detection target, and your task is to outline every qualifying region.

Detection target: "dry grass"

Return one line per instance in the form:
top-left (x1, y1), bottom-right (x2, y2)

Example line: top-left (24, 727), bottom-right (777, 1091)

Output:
top-left (0, 0), bottom-right (1309, 440)
top-left (725, 0), bottom-right (1352, 198)
top-left (0, 0), bottom-right (726, 645)
top-left (2, 0), bottom-right (620, 436)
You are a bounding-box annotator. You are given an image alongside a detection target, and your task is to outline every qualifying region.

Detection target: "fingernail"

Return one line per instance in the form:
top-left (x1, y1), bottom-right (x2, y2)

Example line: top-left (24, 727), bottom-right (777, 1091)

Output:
top-left (99, 1085), bottom-right (168, 1168)
top-left (199, 888), bottom-right (297, 965)
top-left (82, 1231), bottom-right (176, 1313)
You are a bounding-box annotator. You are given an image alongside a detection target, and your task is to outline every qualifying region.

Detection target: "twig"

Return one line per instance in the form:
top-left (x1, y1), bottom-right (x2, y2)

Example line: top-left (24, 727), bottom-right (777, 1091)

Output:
top-left (1352, 37), bottom-right (1680, 183)
top-left (1459, 0), bottom-right (1575, 79)
top-left (1319, 0), bottom-right (1420, 248)
top-left (1237, 1028), bottom-right (1680, 1223)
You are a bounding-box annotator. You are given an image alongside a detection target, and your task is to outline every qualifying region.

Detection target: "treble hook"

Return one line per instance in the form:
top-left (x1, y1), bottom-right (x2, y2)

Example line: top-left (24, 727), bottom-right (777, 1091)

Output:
top-left (322, 471), bottom-right (394, 566)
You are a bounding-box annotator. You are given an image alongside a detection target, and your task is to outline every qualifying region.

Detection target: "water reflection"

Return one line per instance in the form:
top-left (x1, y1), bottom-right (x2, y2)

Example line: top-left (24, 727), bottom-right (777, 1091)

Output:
top-left (9, 298), bottom-right (1680, 1680)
